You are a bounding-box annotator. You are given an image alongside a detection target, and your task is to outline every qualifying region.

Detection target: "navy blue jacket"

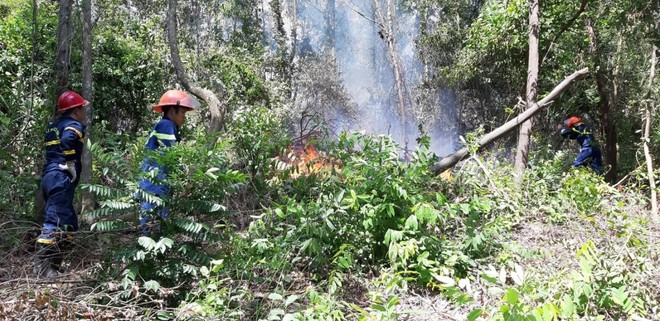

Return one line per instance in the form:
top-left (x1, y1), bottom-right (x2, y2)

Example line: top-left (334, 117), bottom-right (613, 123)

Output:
top-left (560, 123), bottom-right (596, 149)
top-left (43, 116), bottom-right (86, 183)
top-left (138, 116), bottom-right (180, 195)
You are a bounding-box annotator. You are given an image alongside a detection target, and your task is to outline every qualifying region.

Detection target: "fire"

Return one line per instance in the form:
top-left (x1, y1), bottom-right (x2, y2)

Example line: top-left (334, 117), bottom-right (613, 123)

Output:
top-left (274, 144), bottom-right (339, 178)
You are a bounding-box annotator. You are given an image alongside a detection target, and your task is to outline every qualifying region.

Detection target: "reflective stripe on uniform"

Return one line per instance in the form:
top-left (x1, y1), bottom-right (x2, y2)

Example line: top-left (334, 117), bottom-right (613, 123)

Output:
top-left (37, 238), bottom-right (56, 245)
top-left (150, 130), bottom-right (176, 141)
top-left (45, 140), bottom-right (60, 146)
top-left (64, 126), bottom-right (85, 143)
top-left (64, 126), bottom-right (84, 139)
top-left (572, 128), bottom-right (591, 135)
top-left (63, 150), bottom-right (76, 155)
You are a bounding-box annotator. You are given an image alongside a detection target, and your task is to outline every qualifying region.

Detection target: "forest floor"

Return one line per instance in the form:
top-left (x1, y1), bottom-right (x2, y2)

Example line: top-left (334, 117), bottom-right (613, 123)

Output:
top-left (0, 190), bottom-right (658, 320)
top-left (393, 187), bottom-right (660, 320)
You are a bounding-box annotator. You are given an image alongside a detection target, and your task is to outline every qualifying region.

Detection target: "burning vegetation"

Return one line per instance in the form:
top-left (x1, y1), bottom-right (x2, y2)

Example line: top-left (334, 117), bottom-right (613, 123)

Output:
top-left (273, 143), bottom-right (340, 179)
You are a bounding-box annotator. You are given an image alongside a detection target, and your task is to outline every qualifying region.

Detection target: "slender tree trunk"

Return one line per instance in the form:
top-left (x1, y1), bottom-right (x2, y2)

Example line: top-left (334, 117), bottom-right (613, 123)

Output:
top-left (38, 0), bottom-right (74, 220)
top-left (514, 0), bottom-right (540, 181)
top-left (585, 17), bottom-right (617, 183)
top-left (80, 0), bottom-right (95, 218)
top-left (324, 0), bottom-right (336, 58)
top-left (32, 0), bottom-right (45, 223)
top-left (374, 0), bottom-right (410, 155)
top-left (643, 45), bottom-right (657, 217)
top-left (54, 0), bottom-right (73, 118)
top-left (166, 0), bottom-right (224, 135)
top-left (430, 68), bottom-right (589, 174)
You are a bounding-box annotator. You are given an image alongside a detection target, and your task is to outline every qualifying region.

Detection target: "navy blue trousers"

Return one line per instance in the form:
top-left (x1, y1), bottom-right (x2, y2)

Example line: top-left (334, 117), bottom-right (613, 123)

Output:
top-left (573, 146), bottom-right (603, 175)
top-left (137, 179), bottom-right (170, 235)
top-left (38, 170), bottom-right (78, 243)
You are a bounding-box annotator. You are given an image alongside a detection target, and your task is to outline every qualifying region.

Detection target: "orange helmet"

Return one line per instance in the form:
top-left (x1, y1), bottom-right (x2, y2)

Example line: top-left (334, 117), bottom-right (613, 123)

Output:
top-left (153, 90), bottom-right (199, 112)
top-left (564, 116), bottom-right (583, 128)
top-left (58, 91), bottom-right (88, 112)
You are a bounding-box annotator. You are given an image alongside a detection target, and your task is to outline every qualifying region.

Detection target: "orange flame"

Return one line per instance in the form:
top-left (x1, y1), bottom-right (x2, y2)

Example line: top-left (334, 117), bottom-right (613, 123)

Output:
top-left (275, 144), bottom-right (339, 178)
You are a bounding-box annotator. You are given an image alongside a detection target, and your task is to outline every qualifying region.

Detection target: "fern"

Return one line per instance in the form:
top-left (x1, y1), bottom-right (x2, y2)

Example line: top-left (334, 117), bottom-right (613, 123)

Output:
top-left (83, 206), bottom-right (130, 220)
top-left (92, 220), bottom-right (131, 231)
top-left (81, 184), bottom-right (124, 198)
top-left (170, 218), bottom-right (212, 241)
top-left (99, 200), bottom-right (133, 210)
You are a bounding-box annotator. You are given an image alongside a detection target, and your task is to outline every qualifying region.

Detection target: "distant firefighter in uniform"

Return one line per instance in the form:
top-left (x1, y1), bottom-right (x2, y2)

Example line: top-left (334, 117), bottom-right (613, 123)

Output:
top-left (35, 91), bottom-right (89, 278)
top-left (558, 116), bottom-right (603, 175)
top-left (137, 90), bottom-right (197, 234)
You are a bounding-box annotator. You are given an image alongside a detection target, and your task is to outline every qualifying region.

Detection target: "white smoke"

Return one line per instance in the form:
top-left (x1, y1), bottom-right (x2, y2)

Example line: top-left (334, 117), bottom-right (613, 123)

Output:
top-left (263, 0), bottom-right (460, 157)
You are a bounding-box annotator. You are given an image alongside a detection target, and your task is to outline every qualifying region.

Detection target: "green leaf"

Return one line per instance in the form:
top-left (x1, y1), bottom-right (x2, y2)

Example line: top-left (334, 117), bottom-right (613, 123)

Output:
top-left (505, 288), bottom-right (519, 305)
top-left (467, 309), bottom-right (482, 321)
top-left (404, 214), bottom-right (419, 231)
top-left (372, 304), bottom-right (387, 312)
top-left (268, 308), bottom-right (285, 320)
top-left (434, 275), bottom-right (456, 287)
top-left (285, 294), bottom-right (299, 306)
top-left (268, 292), bottom-right (283, 301)
top-left (511, 264), bottom-right (524, 285)
top-left (560, 295), bottom-right (575, 317)
top-left (138, 236), bottom-right (157, 251)
top-left (611, 286), bottom-right (628, 306)
top-left (386, 296), bottom-right (399, 309)
top-left (282, 314), bottom-right (297, 321)
top-left (144, 280), bottom-right (160, 292)
top-left (200, 266), bottom-right (209, 277)
top-left (482, 266), bottom-right (500, 284)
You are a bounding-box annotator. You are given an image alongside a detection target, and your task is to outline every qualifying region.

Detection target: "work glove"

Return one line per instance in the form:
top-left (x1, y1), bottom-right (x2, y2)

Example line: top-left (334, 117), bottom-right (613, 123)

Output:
top-left (58, 162), bottom-right (77, 182)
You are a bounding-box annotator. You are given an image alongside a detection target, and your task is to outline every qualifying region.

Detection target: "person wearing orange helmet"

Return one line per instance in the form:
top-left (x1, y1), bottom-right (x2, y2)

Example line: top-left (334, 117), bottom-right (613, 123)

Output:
top-left (559, 116), bottom-right (603, 175)
top-left (137, 90), bottom-right (198, 234)
top-left (34, 90), bottom-right (89, 278)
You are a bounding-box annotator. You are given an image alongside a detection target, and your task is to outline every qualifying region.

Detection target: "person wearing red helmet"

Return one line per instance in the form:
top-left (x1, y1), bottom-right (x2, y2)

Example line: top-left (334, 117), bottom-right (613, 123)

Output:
top-left (34, 90), bottom-right (89, 278)
top-left (137, 90), bottom-right (197, 234)
top-left (558, 116), bottom-right (603, 175)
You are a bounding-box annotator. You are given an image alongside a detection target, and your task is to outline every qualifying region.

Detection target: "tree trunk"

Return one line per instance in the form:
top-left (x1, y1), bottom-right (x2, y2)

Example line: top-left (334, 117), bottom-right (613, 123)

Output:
top-left (430, 68), bottom-right (589, 175)
top-left (80, 0), bottom-right (95, 219)
top-left (643, 45), bottom-right (657, 217)
top-left (38, 0), bottom-right (74, 221)
top-left (166, 0), bottom-right (224, 135)
top-left (513, 0), bottom-right (540, 181)
top-left (374, 0), bottom-right (410, 155)
top-left (54, 0), bottom-right (73, 118)
top-left (324, 0), bottom-right (336, 58)
top-left (585, 17), bottom-right (617, 183)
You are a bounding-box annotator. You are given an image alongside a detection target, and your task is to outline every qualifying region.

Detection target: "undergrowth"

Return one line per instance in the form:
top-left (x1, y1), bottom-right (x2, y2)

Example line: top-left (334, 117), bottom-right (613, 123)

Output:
top-left (38, 120), bottom-right (659, 320)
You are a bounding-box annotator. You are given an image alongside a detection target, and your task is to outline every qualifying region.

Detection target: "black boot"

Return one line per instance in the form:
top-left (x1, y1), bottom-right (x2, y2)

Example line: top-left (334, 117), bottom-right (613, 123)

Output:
top-left (34, 242), bottom-right (61, 278)
top-left (52, 237), bottom-right (71, 273)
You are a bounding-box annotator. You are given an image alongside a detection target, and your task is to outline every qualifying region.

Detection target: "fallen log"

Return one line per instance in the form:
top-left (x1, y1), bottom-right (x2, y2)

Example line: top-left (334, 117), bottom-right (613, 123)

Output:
top-left (430, 67), bottom-right (589, 175)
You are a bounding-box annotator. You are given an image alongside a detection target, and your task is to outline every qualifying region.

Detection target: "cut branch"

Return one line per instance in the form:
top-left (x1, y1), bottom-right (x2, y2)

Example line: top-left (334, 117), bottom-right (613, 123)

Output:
top-left (643, 45), bottom-right (657, 217)
top-left (167, 0), bottom-right (225, 135)
top-left (430, 67), bottom-right (589, 175)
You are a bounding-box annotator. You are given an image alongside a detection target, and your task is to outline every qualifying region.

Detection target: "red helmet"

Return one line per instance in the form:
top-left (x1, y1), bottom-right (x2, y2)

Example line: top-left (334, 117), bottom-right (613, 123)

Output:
top-left (153, 90), bottom-right (199, 112)
top-left (564, 116), bottom-right (583, 128)
top-left (58, 91), bottom-right (88, 112)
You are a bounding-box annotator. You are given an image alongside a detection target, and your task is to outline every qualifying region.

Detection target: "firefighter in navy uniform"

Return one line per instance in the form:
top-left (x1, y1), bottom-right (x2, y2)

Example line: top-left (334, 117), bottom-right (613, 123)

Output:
top-left (34, 91), bottom-right (89, 278)
top-left (137, 90), bottom-right (197, 234)
top-left (559, 116), bottom-right (603, 175)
